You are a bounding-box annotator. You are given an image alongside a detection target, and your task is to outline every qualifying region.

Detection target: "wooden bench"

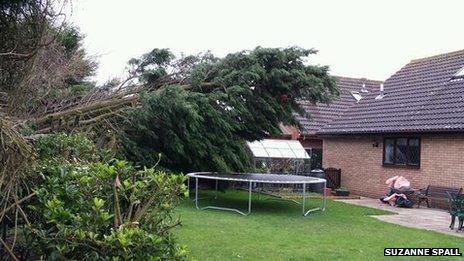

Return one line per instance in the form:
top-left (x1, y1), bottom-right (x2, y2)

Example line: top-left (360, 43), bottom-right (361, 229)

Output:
top-left (417, 185), bottom-right (462, 208)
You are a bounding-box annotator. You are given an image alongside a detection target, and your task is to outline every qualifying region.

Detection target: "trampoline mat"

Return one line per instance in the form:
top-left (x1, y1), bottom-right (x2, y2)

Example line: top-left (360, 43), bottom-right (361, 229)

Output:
top-left (187, 172), bottom-right (325, 184)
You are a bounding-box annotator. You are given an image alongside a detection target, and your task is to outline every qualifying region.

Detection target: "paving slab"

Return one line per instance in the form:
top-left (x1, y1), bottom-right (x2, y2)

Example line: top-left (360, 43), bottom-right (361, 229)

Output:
top-left (338, 197), bottom-right (464, 237)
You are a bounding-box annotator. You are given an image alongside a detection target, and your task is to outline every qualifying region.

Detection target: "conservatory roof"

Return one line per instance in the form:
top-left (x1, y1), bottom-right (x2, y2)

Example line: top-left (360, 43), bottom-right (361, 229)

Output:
top-left (246, 139), bottom-right (310, 159)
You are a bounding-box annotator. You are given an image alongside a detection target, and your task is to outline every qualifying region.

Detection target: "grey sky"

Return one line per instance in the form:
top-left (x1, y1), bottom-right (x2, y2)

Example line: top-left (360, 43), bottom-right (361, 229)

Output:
top-left (71, 0), bottom-right (464, 84)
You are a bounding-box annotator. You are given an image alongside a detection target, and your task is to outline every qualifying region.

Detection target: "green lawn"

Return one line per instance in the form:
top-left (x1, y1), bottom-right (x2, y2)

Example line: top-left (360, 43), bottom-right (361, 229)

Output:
top-left (174, 190), bottom-right (464, 260)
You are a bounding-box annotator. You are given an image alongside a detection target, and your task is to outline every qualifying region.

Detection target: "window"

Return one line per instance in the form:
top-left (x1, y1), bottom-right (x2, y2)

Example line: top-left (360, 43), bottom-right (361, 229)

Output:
top-left (311, 148), bottom-right (323, 170)
top-left (383, 138), bottom-right (420, 167)
top-left (351, 91), bottom-right (362, 102)
top-left (247, 139), bottom-right (310, 159)
top-left (451, 67), bottom-right (464, 81)
top-left (454, 67), bottom-right (464, 78)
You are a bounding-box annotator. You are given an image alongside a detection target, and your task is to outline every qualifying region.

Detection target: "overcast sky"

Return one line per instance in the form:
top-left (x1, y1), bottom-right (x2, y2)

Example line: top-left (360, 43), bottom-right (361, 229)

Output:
top-left (70, 0), bottom-right (464, 85)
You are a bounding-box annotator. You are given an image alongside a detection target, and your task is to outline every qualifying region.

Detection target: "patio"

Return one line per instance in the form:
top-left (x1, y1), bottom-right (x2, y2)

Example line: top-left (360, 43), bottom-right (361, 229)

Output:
top-left (338, 198), bottom-right (463, 237)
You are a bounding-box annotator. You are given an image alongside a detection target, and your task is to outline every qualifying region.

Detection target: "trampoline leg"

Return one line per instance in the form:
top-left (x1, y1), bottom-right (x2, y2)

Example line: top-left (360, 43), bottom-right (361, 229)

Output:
top-left (322, 180), bottom-right (327, 211)
top-left (195, 177), bottom-right (199, 210)
top-left (195, 179), bottom-right (253, 216)
top-left (187, 176), bottom-right (190, 199)
top-left (248, 181), bottom-right (252, 214)
top-left (215, 179), bottom-right (218, 199)
top-left (257, 182), bottom-right (260, 200)
top-left (302, 183), bottom-right (306, 216)
top-left (303, 182), bottom-right (325, 216)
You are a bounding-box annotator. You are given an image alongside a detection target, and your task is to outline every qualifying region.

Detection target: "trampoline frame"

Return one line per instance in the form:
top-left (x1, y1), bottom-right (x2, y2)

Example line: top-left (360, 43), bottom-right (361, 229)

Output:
top-left (187, 172), bottom-right (326, 216)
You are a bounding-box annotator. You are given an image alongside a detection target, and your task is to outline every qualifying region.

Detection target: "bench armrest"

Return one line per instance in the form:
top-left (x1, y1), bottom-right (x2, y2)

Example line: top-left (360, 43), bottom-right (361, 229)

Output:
top-left (418, 187), bottom-right (428, 195)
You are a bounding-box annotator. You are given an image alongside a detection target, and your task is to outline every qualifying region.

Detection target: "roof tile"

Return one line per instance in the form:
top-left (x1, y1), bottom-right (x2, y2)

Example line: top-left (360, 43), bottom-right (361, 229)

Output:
top-left (296, 76), bottom-right (382, 135)
top-left (319, 50), bottom-right (464, 134)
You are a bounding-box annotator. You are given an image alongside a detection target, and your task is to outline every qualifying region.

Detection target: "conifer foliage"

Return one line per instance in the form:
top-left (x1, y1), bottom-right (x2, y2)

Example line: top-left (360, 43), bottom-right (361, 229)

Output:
top-left (122, 47), bottom-right (338, 172)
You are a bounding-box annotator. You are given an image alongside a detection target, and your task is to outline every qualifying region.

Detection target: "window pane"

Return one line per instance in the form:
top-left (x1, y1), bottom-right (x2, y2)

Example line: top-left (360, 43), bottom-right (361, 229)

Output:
top-left (395, 138), bottom-right (408, 164)
top-left (251, 147), bottom-right (268, 158)
top-left (384, 139), bottom-right (395, 164)
top-left (280, 148), bottom-right (296, 158)
top-left (266, 148), bottom-right (282, 158)
top-left (311, 148), bottom-right (323, 169)
top-left (293, 149), bottom-right (310, 159)
top-left (407, 138), bottom-right (420, 165)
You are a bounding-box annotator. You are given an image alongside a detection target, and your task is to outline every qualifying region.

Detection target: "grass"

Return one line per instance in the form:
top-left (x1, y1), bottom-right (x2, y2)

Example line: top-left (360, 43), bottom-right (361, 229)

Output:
top-left (174, 190), bottom-right (464, 260)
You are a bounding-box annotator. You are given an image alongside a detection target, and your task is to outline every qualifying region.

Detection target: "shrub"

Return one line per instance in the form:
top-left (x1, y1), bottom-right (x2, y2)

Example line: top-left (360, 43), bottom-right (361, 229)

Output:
top-left (34, 132), bottom-right (102, 162)
top-left (24, 133), bottom-right (188, 260)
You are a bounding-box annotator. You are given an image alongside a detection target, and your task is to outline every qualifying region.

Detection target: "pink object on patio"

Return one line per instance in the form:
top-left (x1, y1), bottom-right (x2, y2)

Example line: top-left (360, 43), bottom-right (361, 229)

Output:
top-left (386, 176), bottom-right (410, 190)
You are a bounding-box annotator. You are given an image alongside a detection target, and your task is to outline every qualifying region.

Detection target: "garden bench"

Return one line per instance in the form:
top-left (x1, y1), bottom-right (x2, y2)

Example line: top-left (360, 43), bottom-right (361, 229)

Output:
top-left (417, 185), bottom-right (462, 208)
top-left (448, 193), bottom-right (464, 230)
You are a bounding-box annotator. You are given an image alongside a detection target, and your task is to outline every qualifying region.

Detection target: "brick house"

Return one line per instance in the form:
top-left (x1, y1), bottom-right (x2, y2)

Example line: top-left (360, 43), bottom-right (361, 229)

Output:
top-left (316, 50), bottom-right (464, 199)
top-left (281, 76), bottom-right (382, 169)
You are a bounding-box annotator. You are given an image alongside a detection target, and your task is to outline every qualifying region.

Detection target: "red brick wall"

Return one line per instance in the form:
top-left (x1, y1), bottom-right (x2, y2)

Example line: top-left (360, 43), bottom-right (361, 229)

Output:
top-left (323, 135), bottom-right (464, 201)
top-left (299, 138), bottom-right (323, 149)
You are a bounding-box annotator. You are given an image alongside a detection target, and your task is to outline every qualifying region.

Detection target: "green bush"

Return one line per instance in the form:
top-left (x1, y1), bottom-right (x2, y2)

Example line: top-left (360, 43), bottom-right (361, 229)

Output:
top-left (34, 132), bottom-right (102, 162)
top-left (25, 133), bottom-right (188, 260)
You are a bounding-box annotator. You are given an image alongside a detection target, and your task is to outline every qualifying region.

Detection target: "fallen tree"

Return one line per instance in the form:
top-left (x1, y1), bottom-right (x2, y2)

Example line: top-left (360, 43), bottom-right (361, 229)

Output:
top-left (30, 47), bottom-right (338, 134)
top-left (0, 118), bottom-right (36, 259)
top-left (2, 46), bottom-right (339, 258)
top-left (28, 47), bottom-right (338, 172)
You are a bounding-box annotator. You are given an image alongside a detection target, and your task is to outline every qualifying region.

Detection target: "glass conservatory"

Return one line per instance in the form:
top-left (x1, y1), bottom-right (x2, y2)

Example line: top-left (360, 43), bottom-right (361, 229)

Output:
top-left (246, 139), bottom-right (310, 175)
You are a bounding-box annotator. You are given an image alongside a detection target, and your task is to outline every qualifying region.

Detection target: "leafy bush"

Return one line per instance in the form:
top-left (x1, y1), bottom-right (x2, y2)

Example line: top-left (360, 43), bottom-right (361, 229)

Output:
top-left (24, 134), bottom-right (188, 260)
top-left (34, 132), bottom-right (102, 162)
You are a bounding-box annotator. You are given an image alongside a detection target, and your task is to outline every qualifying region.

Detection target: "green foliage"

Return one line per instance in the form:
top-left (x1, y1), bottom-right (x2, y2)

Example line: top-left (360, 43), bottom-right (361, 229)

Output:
top-left (123, 87), bottom-right (252, 172)
top-left (56, 24), bottom-right (83, 56)
top-left (19, 121), bottom-right (38, 136)
top-left (50, 82), bottom-right (96, 99)
top-left (1, 1), bottom-right (97, 116)
top-left (67, 83), bottom-right (94, 96)
top-left (25, 133), bottom-right (188, 260)
top-left (123, 47), bottom-right (338, 172)
top-left (34, 133), bottom-right (101, 162)
top-left (127, 48), bottom-right (174, 85)
top-left (0, 0), bottom-right (97, 115)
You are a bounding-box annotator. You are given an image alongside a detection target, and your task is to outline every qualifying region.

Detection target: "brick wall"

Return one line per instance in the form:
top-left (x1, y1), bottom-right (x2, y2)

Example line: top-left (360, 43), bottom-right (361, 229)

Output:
top-left (299, 138), bottom-right (323, 149)
top-left (323, 135), bottom-right (464, 203)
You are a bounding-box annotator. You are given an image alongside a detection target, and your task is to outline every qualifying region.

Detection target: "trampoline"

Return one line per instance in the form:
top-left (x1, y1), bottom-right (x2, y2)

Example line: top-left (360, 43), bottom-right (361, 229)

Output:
top-left (187, 172), bottom-right (326, 216)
